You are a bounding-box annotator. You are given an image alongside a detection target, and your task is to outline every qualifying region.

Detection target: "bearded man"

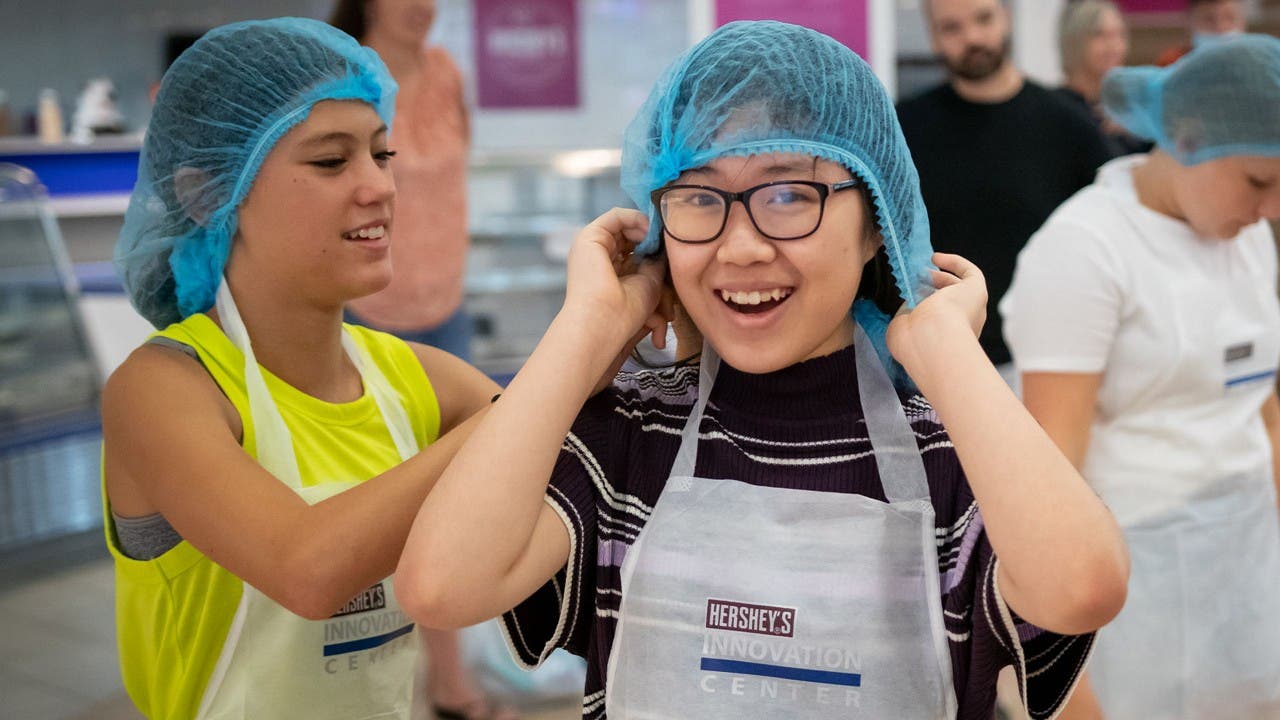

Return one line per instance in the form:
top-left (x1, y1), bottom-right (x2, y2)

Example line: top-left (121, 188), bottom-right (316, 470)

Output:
top-left (896, 0), bottom-right (1111, 385)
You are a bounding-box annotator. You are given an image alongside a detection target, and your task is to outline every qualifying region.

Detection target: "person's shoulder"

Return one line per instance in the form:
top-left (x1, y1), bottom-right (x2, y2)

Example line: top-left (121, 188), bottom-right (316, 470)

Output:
top-left (899, 390), bottom-right (954, 457)
top-left (897, 391), bottom-right (980, 520)
top-left (424, 46), bottom-right (464, 81)
top-left (588, 361), bottom-right (701, 422)
top-left (611, 363), bottom-right (699, 407)
top-left (1041, 164), bottom-right (1133, 232)
top-left (1028, 81), bottom-right (1107, 135)
top-left (102, 338), bottom-right (234, 439)
top-left (896, 84), bottom-right (952, 118)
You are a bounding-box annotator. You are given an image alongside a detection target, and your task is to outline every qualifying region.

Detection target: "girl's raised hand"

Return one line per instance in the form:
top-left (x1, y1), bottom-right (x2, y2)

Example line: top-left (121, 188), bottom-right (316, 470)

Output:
top-left (886, 252), bottom-right (987, 373)
top-left (563, 208), bottom-right (669, 354)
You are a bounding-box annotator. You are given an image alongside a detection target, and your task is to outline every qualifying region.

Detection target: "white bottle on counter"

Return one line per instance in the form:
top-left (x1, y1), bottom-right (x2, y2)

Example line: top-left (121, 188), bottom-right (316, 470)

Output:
top-left (38, 88), bottom-right (65, 144)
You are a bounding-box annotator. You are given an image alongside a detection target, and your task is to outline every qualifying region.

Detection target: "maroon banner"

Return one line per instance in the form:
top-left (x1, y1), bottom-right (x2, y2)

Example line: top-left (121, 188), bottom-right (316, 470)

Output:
top-left (715, 0), bottom-right (869, 60)
top-left (1117, 0), bottom-right (1187, 12)
top-left (474, 0), bottom-right (579, 109)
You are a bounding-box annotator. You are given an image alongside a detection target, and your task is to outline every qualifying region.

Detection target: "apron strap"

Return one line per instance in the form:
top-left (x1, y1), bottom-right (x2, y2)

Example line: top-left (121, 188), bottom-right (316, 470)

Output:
top-left (215, 276), bottom-right (421, 492)
top-left (341, 331), bottom-right (419, 460)
top-left (216, 278), bottom-right (305, 488)
top-left (670, 344), bottom-right (720, 479)
top-left (669, 324), bottom-right (930, 504)
top-left (853, 323), bottom-right (930, 503)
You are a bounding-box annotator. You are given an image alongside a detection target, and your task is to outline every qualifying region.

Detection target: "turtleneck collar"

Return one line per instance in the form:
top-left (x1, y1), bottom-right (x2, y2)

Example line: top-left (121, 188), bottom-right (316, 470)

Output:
top-left (707, 342), bottom-right (861, 421)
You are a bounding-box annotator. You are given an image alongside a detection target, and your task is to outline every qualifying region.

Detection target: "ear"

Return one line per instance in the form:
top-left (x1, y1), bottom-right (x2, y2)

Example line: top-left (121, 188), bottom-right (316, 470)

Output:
top-left (173, 166), bottom-right (217, 227)
top-left (861, 216), bottom-right (884, 265)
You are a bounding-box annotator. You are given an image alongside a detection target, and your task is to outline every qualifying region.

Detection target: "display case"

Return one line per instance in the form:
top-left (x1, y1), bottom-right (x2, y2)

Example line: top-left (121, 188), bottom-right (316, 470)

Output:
top-left (464, 149), bottom-right (627, 379)
top-left (0, 163), bottom-right (103, 553)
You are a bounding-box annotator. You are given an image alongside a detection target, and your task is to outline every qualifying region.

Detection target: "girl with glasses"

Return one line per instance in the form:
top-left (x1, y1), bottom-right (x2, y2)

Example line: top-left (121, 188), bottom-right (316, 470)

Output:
top-left (397, 20), bottom-right (1127, 719)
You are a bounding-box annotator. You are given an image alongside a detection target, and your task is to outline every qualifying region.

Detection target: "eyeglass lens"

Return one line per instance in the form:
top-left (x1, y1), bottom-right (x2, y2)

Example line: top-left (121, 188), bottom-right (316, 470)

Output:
top-left (660, 183), bottom-right (825, 242)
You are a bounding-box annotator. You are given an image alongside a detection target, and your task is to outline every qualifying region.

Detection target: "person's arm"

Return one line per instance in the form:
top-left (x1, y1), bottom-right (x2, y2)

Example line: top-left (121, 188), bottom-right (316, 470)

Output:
top-left (1020, 371), bottom-right (1107, 718)
top-left (102, 340), bottom-right (498, 621)
top-left (396, 208), bottom-right (667, 629)
top-left (888, 253), bottom-right (1128, 636)
top-left (1263, 393), bottom-right (1280, 514)
top-left (1021, 372), bottom-right (1103, 470)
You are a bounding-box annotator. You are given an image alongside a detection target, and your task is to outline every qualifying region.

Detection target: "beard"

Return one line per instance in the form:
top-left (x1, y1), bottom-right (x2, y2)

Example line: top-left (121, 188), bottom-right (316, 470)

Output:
top-left (942, 36), bottom-right (1012, 81)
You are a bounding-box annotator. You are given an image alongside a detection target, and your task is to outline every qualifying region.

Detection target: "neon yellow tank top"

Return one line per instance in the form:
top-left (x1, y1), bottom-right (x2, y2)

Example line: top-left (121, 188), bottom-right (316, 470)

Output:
top-left (102, 314), bottom-right (440, 720)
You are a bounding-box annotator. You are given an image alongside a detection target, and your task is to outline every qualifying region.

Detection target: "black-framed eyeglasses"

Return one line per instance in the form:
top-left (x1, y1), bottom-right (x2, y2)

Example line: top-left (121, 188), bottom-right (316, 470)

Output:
top-left (650, 179), bottom-right (861, 244)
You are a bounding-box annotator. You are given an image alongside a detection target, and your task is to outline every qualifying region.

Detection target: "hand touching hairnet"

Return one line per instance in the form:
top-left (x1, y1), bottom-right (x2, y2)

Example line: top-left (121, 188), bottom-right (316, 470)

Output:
top-left (115, 17), bottom-right (396, 328)
top-left (1102, 34), bottom-right (1280, 166)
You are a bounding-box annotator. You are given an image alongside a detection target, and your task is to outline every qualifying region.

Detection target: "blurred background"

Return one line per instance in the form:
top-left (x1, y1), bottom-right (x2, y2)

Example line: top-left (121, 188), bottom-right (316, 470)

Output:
top-left (1, 1), bottom-right (1278, 718)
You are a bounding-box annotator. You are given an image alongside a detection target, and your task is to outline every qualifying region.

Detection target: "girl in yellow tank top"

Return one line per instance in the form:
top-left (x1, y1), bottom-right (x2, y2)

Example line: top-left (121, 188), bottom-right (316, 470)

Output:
top-left (102, 18), bottom-right (501, 720)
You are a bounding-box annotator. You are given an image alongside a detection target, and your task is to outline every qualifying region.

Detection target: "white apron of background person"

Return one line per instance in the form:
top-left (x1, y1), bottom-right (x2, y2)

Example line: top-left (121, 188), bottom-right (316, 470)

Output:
top-left (1089, 207), bottom-right (1280, 719)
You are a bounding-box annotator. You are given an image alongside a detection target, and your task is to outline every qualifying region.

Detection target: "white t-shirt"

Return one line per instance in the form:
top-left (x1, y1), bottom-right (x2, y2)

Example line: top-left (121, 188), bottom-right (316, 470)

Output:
top-left (1000, 156), bottom-right (1280, 526)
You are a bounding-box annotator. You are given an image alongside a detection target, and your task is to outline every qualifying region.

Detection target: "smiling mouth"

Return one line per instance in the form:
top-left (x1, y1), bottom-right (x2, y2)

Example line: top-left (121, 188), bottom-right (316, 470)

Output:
top-left (342, 224), bottom-right (387, 241)
top-left (719, 288), bottom-right (793, 315)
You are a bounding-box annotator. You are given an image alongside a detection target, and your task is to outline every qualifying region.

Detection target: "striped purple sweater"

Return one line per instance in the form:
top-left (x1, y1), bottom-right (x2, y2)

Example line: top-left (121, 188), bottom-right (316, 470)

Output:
top-left (501, 344), bottom-right (1092, 719)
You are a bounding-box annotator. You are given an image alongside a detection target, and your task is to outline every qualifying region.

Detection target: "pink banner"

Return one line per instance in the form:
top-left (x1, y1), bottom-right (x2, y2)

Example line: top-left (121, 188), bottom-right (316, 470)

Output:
top-left (1117, 0), bottom-right (1187, 12)
top-left (474, 0), bottom-right (579, 109)
top-left (715, 0), bottom-right (869, 60)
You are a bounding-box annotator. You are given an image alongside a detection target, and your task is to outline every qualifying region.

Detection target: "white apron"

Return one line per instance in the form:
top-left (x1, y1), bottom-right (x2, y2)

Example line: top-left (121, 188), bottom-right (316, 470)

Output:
top-left (195, 279), bottom-right (423, 720)
top-left (1089, 216), bottom-right (1280, 719)
top-left (604, 326), bottom-right (958, 719)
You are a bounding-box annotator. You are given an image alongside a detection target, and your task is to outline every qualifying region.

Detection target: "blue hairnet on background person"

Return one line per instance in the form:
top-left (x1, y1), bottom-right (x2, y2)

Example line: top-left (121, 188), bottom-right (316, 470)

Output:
top-left (115, 16), bottom-right (395, 329)
top-left (1103, 32), bottom-right (1280, 165)
top-left (101, 17), bottom-right (502, 720)
top-left (1003, 32), bottom-right (1280, 719)
top-left (396, 20), bottom-right (1128, 720)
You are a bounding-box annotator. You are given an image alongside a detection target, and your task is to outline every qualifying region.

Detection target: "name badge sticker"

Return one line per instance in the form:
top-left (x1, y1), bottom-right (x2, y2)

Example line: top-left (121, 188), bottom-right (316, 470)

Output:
top-left (1225, 342), bottom-right (1255, 363)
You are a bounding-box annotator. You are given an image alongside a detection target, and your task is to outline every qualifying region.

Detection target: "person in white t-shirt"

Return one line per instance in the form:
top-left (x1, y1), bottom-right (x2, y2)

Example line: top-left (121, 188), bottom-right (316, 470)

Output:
top-left (1001, 35), bottom-right (1280, 720)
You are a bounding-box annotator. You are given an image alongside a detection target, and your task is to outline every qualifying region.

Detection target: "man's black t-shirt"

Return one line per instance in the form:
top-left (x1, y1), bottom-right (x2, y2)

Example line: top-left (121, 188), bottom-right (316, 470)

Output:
top-left (897, 81), bottom-right (1111, 365)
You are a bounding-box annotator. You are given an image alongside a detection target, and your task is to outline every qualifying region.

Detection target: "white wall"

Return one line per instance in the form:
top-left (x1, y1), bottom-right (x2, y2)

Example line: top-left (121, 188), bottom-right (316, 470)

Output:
top-left (0, 0), bottom-right (688, 152)
top-left (1011, 0), bottom-right (1067, 86)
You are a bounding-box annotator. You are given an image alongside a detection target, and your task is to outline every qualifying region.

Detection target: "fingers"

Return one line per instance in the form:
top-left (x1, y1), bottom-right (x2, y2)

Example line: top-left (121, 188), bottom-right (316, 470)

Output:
top-left (929, 269), bottom-right (962, 290)
top-left (932, 252), bottom-right (983, 281)
top-left (582, 208), bottom-right (650, 257)
top-left (647, 315), bottom-right (668, 350)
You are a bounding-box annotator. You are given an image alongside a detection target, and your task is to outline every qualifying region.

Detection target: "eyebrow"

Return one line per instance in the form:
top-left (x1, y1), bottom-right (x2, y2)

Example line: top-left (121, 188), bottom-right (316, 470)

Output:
top-left (299, 125), bottom-right (389, 147)
top-left (685, 160), bottom-right (813, 180)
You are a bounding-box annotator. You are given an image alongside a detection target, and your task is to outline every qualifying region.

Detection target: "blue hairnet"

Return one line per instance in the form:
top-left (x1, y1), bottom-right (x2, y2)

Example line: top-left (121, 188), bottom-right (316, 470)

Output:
top-left (115, 17), bottom-right (397, 328)
top-left (620, 20), bottom-right (933, 385)
top-left (1103, 34), bottom-right (1280, 166)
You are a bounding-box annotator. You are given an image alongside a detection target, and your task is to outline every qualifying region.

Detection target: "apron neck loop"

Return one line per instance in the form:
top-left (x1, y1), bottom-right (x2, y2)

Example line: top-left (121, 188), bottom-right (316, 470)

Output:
top-left (852, 323), bottom-right (930, 503)
top-left (671, 344), bottom-right (720, 478)
top-left (668, 325), bottom-right (931, 504)
top-left (216, 276), bottom-right (305, 487)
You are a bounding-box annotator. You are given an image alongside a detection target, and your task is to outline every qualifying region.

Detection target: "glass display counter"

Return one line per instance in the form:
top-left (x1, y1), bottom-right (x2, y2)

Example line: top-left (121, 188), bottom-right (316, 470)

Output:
top-left (0, 163), bottom-right (103, 552)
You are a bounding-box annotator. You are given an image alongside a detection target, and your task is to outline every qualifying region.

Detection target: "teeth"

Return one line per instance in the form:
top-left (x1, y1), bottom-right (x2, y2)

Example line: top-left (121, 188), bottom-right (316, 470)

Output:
top-left (720, 288), bottom-right (792, 306)
top-left (345, 225), bottom-right (386, 240)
